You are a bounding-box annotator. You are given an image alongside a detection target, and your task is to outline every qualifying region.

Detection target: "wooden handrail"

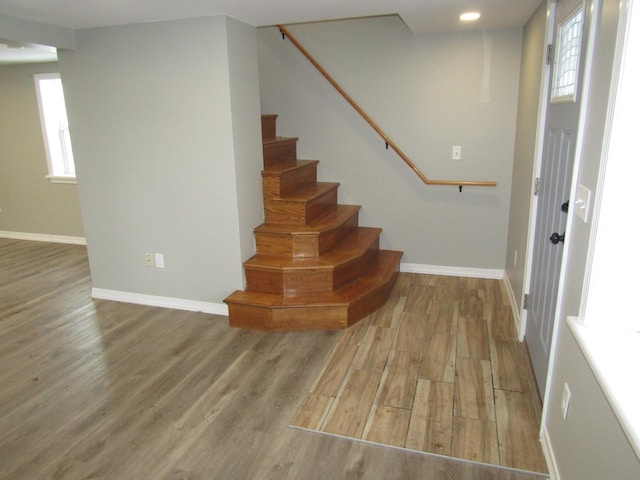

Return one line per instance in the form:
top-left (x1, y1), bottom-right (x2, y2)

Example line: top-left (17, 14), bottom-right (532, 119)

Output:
top-left (277, 24), bottom-right (497, 190)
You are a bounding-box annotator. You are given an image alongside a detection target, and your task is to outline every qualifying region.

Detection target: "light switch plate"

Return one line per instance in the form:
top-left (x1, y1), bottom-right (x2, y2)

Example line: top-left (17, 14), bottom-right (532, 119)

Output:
top-left (574, 184), bottom-right (591, 223)
top-left (155, 253), bottom-right (165, 269)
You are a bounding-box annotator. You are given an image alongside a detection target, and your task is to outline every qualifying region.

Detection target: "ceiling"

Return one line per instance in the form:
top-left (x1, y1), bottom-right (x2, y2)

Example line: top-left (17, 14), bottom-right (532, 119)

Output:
top-left (0, 0), bottom-right (543, 63)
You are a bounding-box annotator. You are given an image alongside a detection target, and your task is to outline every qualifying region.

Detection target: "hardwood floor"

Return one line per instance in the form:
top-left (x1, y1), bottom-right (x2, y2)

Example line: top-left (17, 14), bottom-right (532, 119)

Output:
top-left (0, 238), bottom-right (548, 479)
top-left (291, 272), bottom-right (549, 474)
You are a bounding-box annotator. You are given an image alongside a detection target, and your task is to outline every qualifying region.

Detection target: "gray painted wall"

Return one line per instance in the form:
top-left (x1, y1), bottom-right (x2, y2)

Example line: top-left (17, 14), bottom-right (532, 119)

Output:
top-left (546, 321), bottom-right (640, 478)
top-left (0, 13), bottom-right (75, 50)
top-left (226, 17), bottom-right (265, 264)
top-left (504, 2), bottom-right (548, 314)
top-left (0, 62), bottom-right (84, 237)
top-left (258, 16), bottom-right (523, 269)
top-left (544, 0), bottom-right (640, 476)
top-left (57, 16), bottom-right (262, 303)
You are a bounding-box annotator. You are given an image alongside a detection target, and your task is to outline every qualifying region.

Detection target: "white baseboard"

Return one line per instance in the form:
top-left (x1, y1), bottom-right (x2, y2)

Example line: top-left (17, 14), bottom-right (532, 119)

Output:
top-left (502, 271), bottom-right (524, 340)
top-left (0, 230), bottom-right (86, 245)
top-left (400, 262), bottom-right (504, 280)
top-left (92, 288), bottom-right (229, 316)
top-left (540, 425), bottom-right (560, 480)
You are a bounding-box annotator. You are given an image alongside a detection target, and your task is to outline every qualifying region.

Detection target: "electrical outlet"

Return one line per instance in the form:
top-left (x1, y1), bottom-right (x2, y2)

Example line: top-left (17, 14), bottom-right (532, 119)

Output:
top-left (145, 253), bottom-right (154, 267)
top-left (561, 382), bottom-right (571, 419)
top-left (155, 253), bottom-right (165, 269)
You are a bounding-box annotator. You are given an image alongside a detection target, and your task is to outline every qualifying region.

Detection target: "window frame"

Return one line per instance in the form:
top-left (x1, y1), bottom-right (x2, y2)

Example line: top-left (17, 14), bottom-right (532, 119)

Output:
top-left (551, 5), bottom-right (585, 104)
top-left (33, 73), bottom-right (77, 184)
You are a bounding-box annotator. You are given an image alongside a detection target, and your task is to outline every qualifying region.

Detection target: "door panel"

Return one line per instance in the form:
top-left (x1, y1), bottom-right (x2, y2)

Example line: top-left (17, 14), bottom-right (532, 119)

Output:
top-left (526, 0), bottom-right (587, 396)
top-left (528, 128), bottom-right (575, 392)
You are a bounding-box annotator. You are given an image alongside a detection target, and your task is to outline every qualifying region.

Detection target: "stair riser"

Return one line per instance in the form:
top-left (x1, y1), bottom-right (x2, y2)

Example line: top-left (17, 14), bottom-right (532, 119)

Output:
top-left (284, 269), bottom-right (334, 295)
top-left (244, 270), bottom-right (283, 295)
top-left (244, 238), bottom-right (379, 296)
top-left (254, 215), bottom-right (358, 258)
top-left (261, 115), bottom-right (277, 139)
top-left (254, 232), bottom-right (301, 257)
top-left (331, 239), bottom-right (380, 290)
top-left (255, 232), bottom-right (328, 258)
top-left (319, 214), bottom-right (359, 256)
top-left (264, 187), bottom-right (337, 225)
top-left (347, 270), bottom-right (399, 326)
top-left (262, 163), bottom-right (318, 198)
top-left (228, 303), bottom-right (348, 331)
top-left (245, 268), bottom-right (331, 295)
top-left (263, 140), bottom-right (297, 167)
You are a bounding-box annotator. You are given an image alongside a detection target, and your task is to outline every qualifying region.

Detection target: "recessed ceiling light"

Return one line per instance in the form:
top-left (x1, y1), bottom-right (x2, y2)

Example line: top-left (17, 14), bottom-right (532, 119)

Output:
top-left (460, 11), bottom-right (481, 22)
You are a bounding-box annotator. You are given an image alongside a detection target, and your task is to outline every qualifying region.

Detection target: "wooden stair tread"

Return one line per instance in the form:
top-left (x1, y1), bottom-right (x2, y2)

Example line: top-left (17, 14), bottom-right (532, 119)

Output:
top-left (262, 159), bottom-right (319, 176)
top-left (273, 181), bottom-right (339, 201)
top-left (254, 205), bottom-right (361, 235)
top-left (244, 227), bottom-right (380, 270)
top-left (226, 250), bottom-right (402, 308)
top-left (262, 136), bottom-right (297, 145)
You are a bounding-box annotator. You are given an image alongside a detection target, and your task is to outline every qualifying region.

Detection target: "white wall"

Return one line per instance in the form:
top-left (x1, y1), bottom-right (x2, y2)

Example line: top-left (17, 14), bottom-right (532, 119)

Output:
top-left (258, 16), bottom-right (522, 270)
top-left (58, 16), bottom-right (262, 305)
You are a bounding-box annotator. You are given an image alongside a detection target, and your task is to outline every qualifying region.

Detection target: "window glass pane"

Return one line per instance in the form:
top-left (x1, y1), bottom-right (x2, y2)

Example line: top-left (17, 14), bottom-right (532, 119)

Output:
top-left (35, 74), bottom-right (76, 178)
top-left (552, 8), bottom-right (584, 101)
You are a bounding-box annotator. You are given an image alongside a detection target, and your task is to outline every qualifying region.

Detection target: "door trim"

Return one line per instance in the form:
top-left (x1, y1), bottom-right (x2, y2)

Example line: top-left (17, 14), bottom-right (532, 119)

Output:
top-left (519, 0), bottom-right (557, 342)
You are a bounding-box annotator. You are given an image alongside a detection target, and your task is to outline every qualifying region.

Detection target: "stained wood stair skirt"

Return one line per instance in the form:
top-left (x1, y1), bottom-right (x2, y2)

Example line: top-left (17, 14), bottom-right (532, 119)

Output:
top-left (224, 114), bottom-right (402, 331)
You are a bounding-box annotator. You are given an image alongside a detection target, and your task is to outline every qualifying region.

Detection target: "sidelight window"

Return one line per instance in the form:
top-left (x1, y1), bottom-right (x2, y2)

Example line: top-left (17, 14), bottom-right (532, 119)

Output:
top-left (551, 7), bottom-right (584, 102)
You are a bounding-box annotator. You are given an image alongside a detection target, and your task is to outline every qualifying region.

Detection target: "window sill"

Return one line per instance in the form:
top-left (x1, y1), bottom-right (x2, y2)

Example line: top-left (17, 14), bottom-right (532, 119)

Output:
top-left (46, 175), bottom-right (77, 184)
top-left (567, 316), bottom-right (640, 460)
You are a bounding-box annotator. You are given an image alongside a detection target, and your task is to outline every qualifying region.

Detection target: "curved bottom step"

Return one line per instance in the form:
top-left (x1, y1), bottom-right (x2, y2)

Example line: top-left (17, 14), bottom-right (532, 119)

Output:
top-left (224, 250), bottom-right (402, 331)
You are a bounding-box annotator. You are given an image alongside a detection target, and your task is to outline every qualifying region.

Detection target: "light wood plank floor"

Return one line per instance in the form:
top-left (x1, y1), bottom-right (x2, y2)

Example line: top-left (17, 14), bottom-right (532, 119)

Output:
top-left (292, 272), bottom-right (549, 474)
top-left (0, 239), bottom-right (548, 479)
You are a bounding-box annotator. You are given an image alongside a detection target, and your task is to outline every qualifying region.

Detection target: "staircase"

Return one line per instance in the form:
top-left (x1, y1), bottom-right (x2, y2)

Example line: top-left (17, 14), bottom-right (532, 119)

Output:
top-left (224, 114), bottom-right (403, 331)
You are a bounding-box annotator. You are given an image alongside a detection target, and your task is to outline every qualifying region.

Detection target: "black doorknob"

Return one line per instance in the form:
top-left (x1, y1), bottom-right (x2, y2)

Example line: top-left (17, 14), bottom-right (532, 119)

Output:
top-left (550, 232), bottom-right (565, 244)
top-left (561, 200), bottom-right (569, 213)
